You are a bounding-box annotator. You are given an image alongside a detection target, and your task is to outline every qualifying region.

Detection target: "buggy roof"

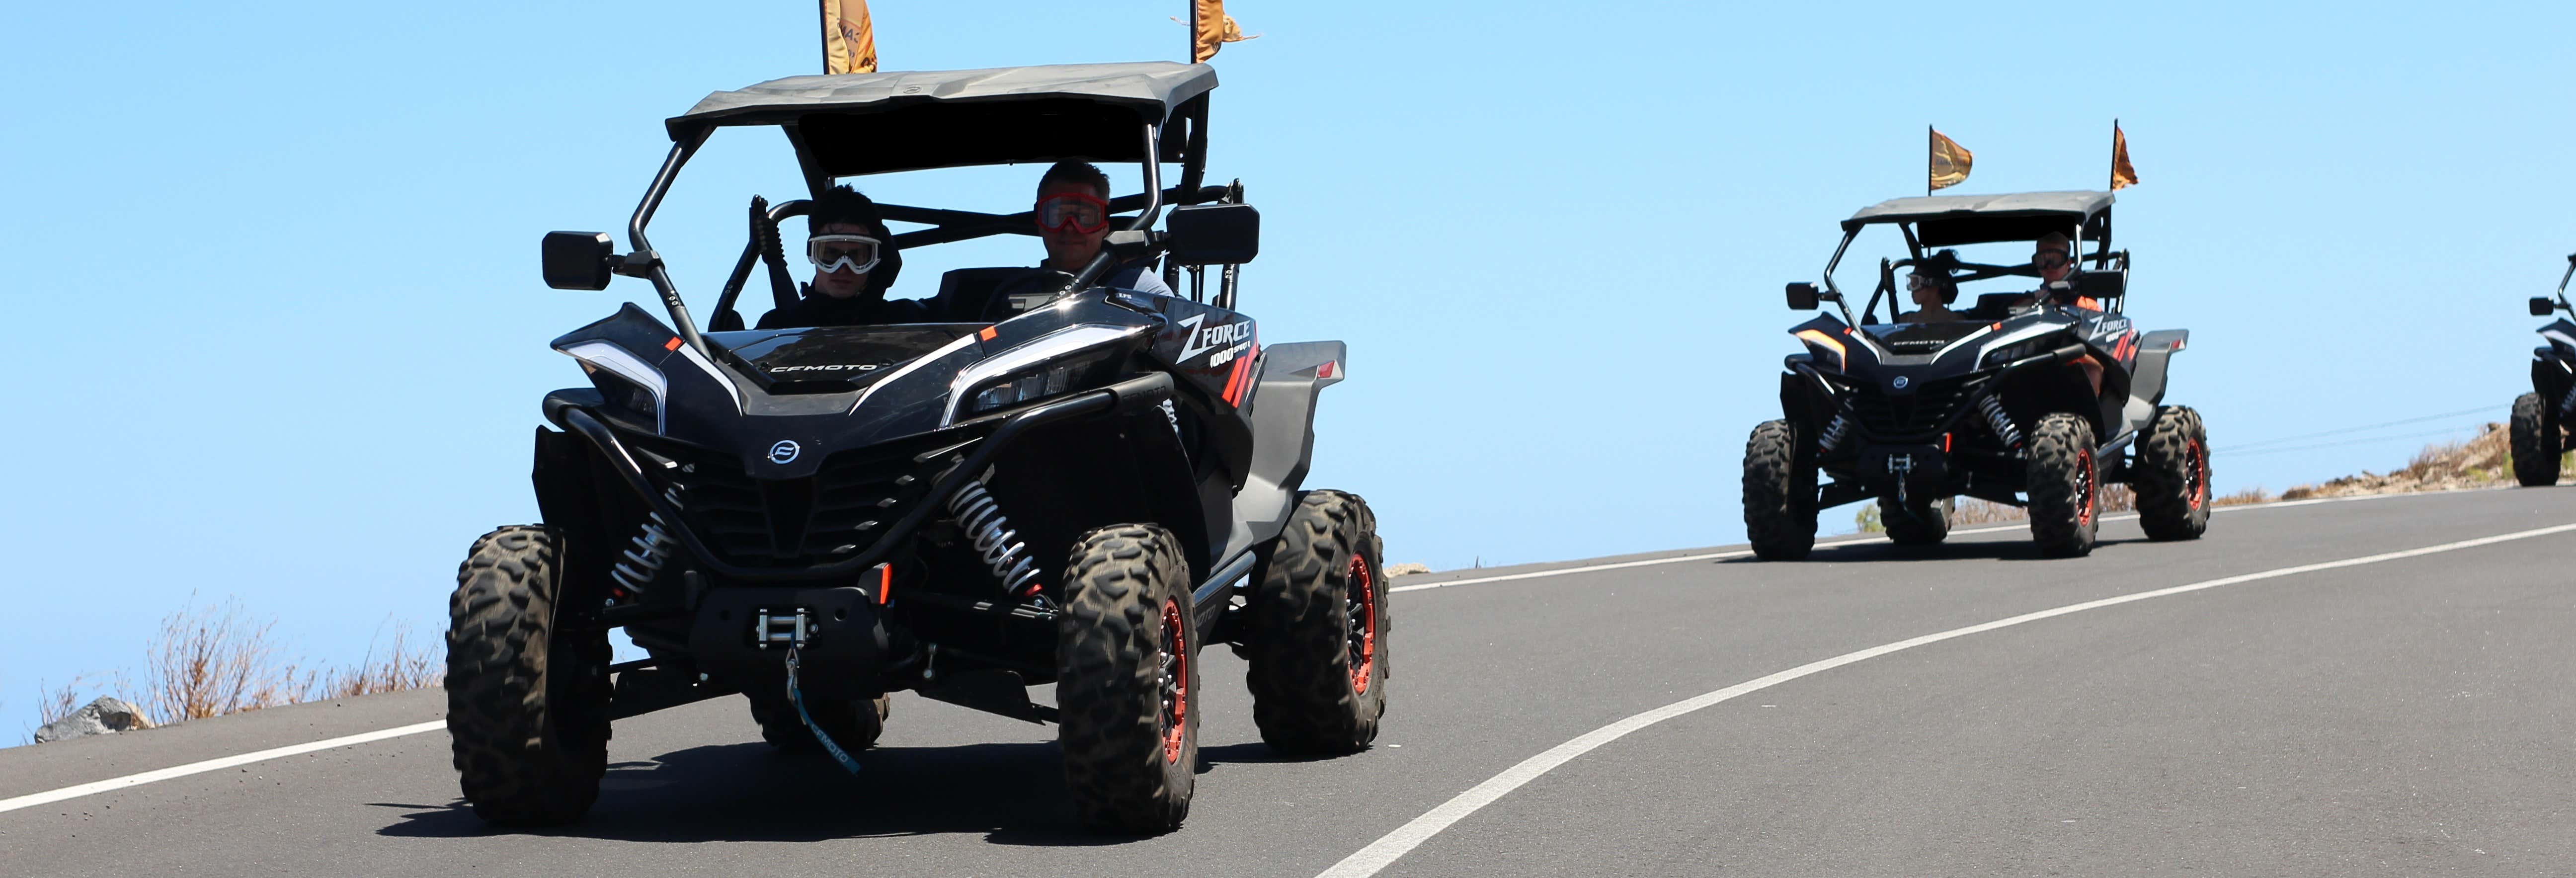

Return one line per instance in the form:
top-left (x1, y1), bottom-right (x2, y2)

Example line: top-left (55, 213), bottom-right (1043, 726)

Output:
top-left (666, 62), bottom-right (1218, 177)
top-left (1843, 190), bottom-right (2114, 247)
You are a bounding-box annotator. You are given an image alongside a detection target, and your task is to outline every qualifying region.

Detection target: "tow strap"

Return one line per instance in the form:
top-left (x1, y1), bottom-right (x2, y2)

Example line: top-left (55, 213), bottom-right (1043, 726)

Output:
top-left (783, 647), bottom-right (864, 775)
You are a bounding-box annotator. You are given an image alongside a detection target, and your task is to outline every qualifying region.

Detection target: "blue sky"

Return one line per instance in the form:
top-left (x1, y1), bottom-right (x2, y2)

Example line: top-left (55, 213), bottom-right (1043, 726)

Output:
top-left (4, 1), bottom-right (2571, 735)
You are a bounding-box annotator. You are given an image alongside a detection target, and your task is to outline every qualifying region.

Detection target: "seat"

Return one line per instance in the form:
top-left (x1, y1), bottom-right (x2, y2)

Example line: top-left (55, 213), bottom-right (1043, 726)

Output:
top-left (932, 267), bottom-right (1041, 322)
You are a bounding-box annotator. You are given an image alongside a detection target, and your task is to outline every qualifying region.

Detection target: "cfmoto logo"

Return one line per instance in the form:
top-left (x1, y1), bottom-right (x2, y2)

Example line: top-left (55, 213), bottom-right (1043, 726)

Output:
top-left (1892, 376), bottom-right (1911, 390)
top-left (767, 440), bottom-right (801, 464)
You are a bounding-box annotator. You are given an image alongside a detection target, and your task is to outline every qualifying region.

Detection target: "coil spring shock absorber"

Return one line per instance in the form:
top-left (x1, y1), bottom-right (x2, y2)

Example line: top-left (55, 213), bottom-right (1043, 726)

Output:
top-left (1816, 409), bottom-right (1853, 455)
top-left (1978, 395), bottom-right (2024, 449)
top-left (610, 488), bottom-right (682, 595)
top-left (947, 479), bottom-right (1042, 598)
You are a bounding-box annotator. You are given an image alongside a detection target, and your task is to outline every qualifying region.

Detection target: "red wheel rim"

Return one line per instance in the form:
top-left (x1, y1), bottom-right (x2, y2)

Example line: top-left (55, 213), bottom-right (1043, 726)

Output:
top-left (1347, 554), bottom-right (1377, 694)
top-left (2077, 449), bottom-right (2098, 526)
top-left (1158, 597), bottom-right (1189, 764)
top-left (2185, 438), bottom-right (2210, 510)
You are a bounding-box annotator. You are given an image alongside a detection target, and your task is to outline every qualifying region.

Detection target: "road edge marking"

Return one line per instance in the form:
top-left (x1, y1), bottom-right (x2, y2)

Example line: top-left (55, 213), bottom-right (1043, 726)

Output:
top-left (0, 719), bottom-right (447, 815)
top-left (1317, 521), bottom-right (2576, 878)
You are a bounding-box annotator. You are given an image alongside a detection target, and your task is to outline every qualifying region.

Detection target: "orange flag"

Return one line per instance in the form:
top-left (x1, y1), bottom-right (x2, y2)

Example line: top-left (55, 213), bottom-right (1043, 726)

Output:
top-left (1191, 0), bottom-right (1256, 63)
top-left (2110, 121), bottom-right (2140, 190)
top-left (823, 0), bottom-right (877, 75)
top-left (1929, 127), bottom-right (1973, 192)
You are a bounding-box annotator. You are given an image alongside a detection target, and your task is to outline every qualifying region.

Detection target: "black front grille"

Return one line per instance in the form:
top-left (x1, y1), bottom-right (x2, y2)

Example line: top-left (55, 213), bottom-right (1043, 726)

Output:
top-left (628, 431), bottom-right (977, 568)
top-left (1847, 381), bottom-right (1972, 440)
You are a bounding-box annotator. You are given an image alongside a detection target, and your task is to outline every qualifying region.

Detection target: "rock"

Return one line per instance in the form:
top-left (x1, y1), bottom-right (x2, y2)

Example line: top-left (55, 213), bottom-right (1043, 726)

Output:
top-left (1384, 562), bottom-right (1431, 577)
top-left (33, 697), bottom-right (157, 743)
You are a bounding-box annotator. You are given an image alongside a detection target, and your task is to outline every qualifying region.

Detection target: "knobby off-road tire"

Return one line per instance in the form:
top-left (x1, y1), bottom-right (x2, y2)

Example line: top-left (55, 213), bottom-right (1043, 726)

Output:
top-left (1880, 495), bottom-right (1953, 546)
top-left (1056, 524), bottom-right (1199, 834)
top-left (1247, 490), bottom-right (1388, 756)
top-left (2135, 405), bottom-right (2213, 540)
top-left (2510, 392), bottom-right (2563, 487)
top-left (2025, 414), bottom-right (2102, 558)
top-left (447, 525), bottom-right (612, 825)
top-left (1744, 419), bottom-right (1819, 560)
top-left (749, 694), bottom-right (889, 754)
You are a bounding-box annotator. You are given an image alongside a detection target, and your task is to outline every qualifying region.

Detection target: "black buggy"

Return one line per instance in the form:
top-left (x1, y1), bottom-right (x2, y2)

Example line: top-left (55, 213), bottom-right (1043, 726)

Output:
top-left (1743, 191), bottom-right (2208, 559)
top-left (446, 62), bottom-right (1388, 834)
top-left (2510, 253), bottom-right (2576, 486)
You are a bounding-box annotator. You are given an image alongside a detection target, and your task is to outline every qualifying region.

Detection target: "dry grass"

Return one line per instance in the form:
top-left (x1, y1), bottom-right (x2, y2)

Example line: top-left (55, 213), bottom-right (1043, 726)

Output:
top-left (2213, 486), bottom-right (2275, 506)
top-left (313, 626), bottom-right (441, 699)
top-left (31, 596), bottom-right (445, 736)
top-left (145, 594), bottom-right (299, 722)
top-left (34, 678), bottom-right (91, 727)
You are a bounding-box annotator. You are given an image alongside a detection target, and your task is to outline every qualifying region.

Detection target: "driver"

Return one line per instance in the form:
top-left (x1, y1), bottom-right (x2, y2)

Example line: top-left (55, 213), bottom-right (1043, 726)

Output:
top-left (963, 162), bottom-right (1175, 319)
top-left (2015, 231), bottom-right (2107, 394)
top-left (2019, 232), bottom-right (2101, 311)
top-left (1033, 161), bottom-right (1175, 296)
top-left (757, 185), bottom-right (925, 328)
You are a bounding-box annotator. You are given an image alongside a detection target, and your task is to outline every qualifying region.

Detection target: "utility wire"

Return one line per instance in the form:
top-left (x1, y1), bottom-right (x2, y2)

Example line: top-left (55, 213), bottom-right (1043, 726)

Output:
top-left (2214, 405), bottom-right (2502, 453)
top-left (2219, 425), bottom-right (2491, 458)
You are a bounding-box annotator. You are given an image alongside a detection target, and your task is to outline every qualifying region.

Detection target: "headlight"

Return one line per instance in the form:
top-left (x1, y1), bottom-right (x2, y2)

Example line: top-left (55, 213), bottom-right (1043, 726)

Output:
top-left (1981, 337), bottom-right (2055, 369)
top-left (962, 348), bottom-right (1121, 416)
top-left (561, 340), bottom-right (668, 430)
top-left (587, 367), bottom-right (660, 422)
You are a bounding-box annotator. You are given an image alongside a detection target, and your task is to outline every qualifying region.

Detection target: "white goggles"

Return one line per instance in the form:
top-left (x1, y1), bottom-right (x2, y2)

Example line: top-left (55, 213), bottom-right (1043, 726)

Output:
top-left (806, 234), bottom-right (883, 275)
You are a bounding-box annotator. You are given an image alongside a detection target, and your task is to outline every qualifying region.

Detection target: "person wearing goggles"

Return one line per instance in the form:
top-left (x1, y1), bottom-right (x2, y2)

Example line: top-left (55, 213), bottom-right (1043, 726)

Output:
top-left (1899, 269), bottom-right (1962, 323)
top-left (2004, 231), bottom-right (2107, 395)
top-left (1029, 161), bottom-right (1173, 298)
top-left (757, 184), bottom-right (924, 329)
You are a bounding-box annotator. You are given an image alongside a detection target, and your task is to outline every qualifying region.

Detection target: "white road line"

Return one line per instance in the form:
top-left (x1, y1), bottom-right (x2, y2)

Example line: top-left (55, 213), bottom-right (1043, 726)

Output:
top-left (0, 720), bottom-right (447, 816)
top-left (1387, 491), bottom-right (2421, 594)
top-left (1316, 520), bottom-right (2576, 878)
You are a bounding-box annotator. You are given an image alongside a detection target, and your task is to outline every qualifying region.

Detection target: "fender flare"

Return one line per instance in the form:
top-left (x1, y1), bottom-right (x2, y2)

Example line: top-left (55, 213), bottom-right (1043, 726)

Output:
top-left (1222, 341), bottom-right (1347, 563)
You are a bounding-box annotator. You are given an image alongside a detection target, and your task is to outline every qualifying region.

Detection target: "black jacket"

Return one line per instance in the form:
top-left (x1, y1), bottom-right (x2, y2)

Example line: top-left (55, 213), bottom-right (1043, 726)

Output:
top-left (755, 289), bottom-right (930, 329)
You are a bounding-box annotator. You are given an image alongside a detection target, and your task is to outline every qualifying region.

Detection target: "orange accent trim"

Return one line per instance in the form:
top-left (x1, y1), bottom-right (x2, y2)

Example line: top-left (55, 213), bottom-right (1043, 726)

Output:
top-left (1942, 433), bottom-right (1953, 452)
top-left (977, 326), bottom-right (997, 341)
top-left (663, 337), bottom-right (683, 351)
top-left (876, 563), bottom-right (892, 604)
top-left (2074, 296), bottom-right (2102, 311)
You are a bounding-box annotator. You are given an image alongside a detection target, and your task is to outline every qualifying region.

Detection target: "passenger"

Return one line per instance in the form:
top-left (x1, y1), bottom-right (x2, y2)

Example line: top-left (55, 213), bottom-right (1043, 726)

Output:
top-left (1899, 270), bottom-right (1962, 323)
top-left (757, 185), bottom-right (924, 329)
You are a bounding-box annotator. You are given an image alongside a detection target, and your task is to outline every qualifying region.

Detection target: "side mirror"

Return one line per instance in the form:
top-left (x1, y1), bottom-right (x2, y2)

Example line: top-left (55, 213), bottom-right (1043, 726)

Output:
top-left (543, 231), bottom-right (616, 291)
top-left (1163, 203), bottom-right (1260, 266)
top-left (2533, 297), bottom-right (2558, 317)
top-left (1785, 282), bottom-right (1820, 310)
top-left (2074, 271), bottom-right (2126, 299)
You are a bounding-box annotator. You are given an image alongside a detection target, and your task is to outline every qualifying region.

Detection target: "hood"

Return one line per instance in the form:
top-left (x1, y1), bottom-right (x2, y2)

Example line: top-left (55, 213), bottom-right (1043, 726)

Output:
top-left (1860, 320), bottom-right (1989, 356)
top-left (713, 324), bottom-right (985, 393)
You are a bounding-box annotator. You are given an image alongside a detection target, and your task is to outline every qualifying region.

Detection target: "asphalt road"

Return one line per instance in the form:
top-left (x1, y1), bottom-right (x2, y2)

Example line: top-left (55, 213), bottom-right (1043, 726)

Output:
top-left (5, 488), bottom-right (2572, 877)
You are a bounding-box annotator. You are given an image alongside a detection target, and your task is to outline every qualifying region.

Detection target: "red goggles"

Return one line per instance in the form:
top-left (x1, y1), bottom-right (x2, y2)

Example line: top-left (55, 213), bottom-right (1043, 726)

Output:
top-left (1036, 192), bottom-right (1110, 234)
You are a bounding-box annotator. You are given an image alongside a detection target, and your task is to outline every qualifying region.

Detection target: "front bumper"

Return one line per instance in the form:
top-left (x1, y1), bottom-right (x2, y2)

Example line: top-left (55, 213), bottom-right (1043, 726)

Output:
top-left (556, 372), bottom-right (1174, 584)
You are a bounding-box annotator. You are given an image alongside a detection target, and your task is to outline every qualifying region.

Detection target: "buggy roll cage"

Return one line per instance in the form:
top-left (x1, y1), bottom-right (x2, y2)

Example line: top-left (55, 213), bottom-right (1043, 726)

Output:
top-left (1818, 199), bottom-right (2129, 324)
top-left (709, 180), bottom-right (1247, 330)
top-left (602, 63), bottom-right (1233, 359)
top-left (2545, 253), bottom-right (2576, 315)
top-left (618, 123), bottom-right (1183, 359)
